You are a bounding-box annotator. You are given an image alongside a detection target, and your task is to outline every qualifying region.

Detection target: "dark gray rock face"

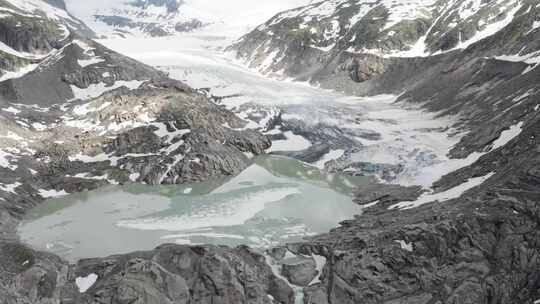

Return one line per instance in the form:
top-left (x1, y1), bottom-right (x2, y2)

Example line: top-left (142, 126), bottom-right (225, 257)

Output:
top-left (280, 257), bottom-right (318, 287)
top-left (0, 243), bottom-right (294, 304)
top-left (70, 245), bottom-right (294, 304)
top-left (353, 183), bottom-right (424, 207)
top-left (0, 16), bottom-right (64, 54)
top-left (0, 37), bottom-right (166, 107)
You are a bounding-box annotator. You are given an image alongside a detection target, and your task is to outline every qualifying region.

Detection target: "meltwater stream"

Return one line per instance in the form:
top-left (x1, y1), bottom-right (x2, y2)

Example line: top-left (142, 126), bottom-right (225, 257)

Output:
top-left (19, 156), bottom-right (367, 262)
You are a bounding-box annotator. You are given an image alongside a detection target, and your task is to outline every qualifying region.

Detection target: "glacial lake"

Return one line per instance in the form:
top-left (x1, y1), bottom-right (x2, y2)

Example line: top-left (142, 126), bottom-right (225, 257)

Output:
top-left (19, 156), bottom-right (367, 262)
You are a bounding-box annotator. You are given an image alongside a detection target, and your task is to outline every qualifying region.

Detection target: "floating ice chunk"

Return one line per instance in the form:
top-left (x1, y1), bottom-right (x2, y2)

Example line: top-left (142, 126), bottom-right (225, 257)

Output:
top-left (117, 188), bottom-right (300, 231)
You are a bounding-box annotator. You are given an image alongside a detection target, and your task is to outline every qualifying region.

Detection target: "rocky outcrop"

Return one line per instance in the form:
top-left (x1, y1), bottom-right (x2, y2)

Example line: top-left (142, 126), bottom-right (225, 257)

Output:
top-left (73, 244), bottom-right (293, 304)
top-left (0, 15), bottom-right (65, 54)
top-left (0, 243), bottom-right (295, 304)
top-left (0, 37), bottom-right (166, 106)
top-left (281, 257), bottom-right (318, 287)
top-left (0, 0), bottom-right (94, 78)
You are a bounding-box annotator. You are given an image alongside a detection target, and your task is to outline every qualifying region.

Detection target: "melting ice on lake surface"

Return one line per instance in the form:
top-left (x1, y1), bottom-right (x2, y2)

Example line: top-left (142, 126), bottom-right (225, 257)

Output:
top-left (19, 156), bottom-right (367, 262)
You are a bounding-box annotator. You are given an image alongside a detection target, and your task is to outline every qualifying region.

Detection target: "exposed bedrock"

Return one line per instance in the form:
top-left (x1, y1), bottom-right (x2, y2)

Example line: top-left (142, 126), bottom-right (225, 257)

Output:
top-left (0, 243), bottom-right (295, 304)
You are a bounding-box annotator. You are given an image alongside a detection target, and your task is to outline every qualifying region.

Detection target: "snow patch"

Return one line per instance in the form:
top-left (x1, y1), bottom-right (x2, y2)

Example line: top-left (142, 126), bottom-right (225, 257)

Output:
top-left (71, 80), bottom-right (144, 100)
top-left (75, 273), bottom-right (98, 293)
top-left (0, 182), bottom-right (22, 194)
top-left (38, 189), bottom-right (69, 198)
top-left (395, 240), bottom-right (414, 252)
top-left (390, 172), bottom-right (495, 210)
top-left (78, 57), bottom-right (106, 68)
top-left (0, 64), bottom-right (39, 82)
top-left (490, 121), bottom-right (524, 151)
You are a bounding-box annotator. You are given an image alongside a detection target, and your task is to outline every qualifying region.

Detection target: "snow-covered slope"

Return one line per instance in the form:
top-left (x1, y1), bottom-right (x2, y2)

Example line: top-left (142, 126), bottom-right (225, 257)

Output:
top-left (0, 0), bottom-right (94, 40)
top-left (233, 0), bottom-right (539, 75)
top-left (0, 0), bottom-right (94, 79)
